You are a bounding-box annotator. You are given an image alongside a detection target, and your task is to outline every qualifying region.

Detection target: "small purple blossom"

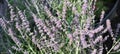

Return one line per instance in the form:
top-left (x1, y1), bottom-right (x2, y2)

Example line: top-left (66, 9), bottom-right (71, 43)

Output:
top-left (18, 9), bottom-right (30, 32)
top-left (8, 28), bottom-right (22, 48)
top-left (80, 30), bottom-right (88, 48)
top-left (91, 49), bottom-right (97, 54)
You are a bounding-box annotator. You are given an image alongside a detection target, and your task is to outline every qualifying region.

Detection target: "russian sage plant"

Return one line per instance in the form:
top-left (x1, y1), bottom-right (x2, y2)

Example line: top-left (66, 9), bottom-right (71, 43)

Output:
top-left (0, 0), bottom-right (120, 54)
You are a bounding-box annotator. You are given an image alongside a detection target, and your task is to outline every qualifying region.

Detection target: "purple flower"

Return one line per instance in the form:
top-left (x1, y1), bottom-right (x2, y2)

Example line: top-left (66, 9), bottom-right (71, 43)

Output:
top-left (62, 0), bottom-right (67, 19)
top-left (93, 36), bottom-right (102, 44)
top-left (0, 18), bottom-right (6, 29)
top-left (32, 13), bottom-right (45, 34)
top-left (91, 49), bottom-right (97, 54)
top-left (18, 9), bottom-right (30, 32)
top-left (80, 30), bottom-right (88, 48)
top-left (81, 3), bottom-right (87, 14)
top-left (56, 19), bottom-right (62, 28)
top-left (106, 19), bottom-right (113, 37)
top-left (8, 28), bottom-right (22, 48)
top-left (67, 33), bottom-right (73, 44)
top-left (100, 10), bottom-right (105, 24)
top-left (93, 25), bottom-right (104, 33)
top-left (8, 4), bottom-right (16, 21)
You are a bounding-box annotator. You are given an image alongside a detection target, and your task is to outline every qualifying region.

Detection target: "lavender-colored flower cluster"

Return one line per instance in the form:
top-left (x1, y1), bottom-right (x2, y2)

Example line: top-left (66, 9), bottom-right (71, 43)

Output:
top-left (0, 0), bottom-right (120, 54)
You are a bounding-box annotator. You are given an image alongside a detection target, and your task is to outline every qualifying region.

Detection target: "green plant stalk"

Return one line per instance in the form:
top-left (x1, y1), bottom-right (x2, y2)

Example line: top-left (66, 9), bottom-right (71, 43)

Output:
top-left (28, 43), bottom-right (36, 54)
top-left (17, 28), bottom-right (36, 53)
top-left (107, 36), bottom-right (120, 54)
top-left (75, 46), bottom-right (79, 54)
top-left (32, 0), bottom-right (41, 17)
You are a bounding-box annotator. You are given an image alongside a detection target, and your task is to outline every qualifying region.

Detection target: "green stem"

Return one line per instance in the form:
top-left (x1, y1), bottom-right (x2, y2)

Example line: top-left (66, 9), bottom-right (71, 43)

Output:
top-left (107, 37), bottom-right (120, 54)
